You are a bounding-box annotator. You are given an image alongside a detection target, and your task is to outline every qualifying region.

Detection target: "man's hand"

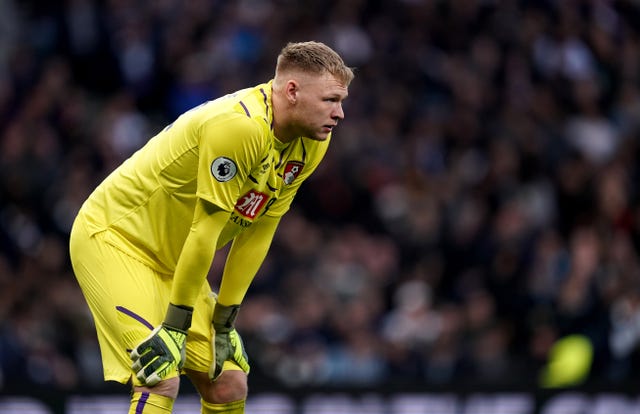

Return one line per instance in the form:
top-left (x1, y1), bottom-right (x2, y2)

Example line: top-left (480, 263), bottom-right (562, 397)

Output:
top-left (130, 303), bottom-right (193, 386)
top-left (209, 303), bottom-right (250, 381)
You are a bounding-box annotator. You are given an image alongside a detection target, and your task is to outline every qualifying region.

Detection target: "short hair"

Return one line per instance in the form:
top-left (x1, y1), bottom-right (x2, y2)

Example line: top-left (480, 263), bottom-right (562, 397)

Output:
top-left (275, 41), bottom-right (354, 86)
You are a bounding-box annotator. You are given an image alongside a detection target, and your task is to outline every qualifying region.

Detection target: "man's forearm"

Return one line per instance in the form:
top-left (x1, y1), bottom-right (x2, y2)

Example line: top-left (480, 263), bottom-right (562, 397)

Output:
top-left (217, 215), bottom-right (280, 305)
top-left (170, 199), bottom-right (230, 307)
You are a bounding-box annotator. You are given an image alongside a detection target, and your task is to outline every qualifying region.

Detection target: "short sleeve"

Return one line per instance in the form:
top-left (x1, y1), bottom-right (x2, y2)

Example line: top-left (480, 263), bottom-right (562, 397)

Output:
top-left (197, 114), bottom-right (266, 211)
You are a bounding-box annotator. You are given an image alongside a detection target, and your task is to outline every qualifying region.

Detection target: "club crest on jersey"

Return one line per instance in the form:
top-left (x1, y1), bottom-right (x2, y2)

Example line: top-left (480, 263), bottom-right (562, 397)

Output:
top-left (211, 157), bottom-right (237, 182)
top-left (235, 190), bottom-right (269, 219)
top-left (283, 161), bottom-right (304, 185)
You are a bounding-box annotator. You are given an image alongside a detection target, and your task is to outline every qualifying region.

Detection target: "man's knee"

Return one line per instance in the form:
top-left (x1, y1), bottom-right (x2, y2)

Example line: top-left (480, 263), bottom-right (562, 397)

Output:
top-left (207, 371), bottom-right (248, 403)
top-left (190, 370), bottom-right (248, 404)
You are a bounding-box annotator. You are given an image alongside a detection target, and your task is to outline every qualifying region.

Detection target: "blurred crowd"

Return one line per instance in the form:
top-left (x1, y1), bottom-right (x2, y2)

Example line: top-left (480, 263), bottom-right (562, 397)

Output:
top-left (2, 0), bottom-right (640, 392)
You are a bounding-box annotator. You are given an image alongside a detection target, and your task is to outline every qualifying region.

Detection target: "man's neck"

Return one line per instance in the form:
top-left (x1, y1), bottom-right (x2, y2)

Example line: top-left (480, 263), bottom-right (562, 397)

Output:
top-left (271, 87), bottom-right (296, 143)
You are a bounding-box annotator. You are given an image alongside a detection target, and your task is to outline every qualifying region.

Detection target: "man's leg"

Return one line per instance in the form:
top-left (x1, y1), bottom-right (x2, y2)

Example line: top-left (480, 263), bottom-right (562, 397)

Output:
top-left (70, 217), bottom-right (177, 413)
top-left (186, 368), bottom-right (248, 414)
top-left (129, 377), bottom-right (180, 414)
top-left (183, 287), bottom-right (249, 413)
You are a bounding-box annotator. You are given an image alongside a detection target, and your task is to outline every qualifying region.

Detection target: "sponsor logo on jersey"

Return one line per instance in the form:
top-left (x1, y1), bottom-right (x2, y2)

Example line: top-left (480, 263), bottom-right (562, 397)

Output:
top-left (283, 161), bottom-right (304, 185)
top-left (211, 157), bottom-right (237, 182)
top-left (235, 190), bottom-right (269, 219)
top-left (229, 212), bottom-right (252, 227)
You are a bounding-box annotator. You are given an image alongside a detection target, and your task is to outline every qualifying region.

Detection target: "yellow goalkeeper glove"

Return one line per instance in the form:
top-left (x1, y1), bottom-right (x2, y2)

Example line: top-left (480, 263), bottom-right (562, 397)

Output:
top-left (130, 303), bottom-right (193, 386)
top-left (209, 303), bottom-right (250, 381)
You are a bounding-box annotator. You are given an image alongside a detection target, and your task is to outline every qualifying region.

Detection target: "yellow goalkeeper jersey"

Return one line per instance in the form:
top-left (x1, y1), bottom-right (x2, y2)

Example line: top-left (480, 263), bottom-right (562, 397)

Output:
top-left (79, 81), bottom-right (329, 274)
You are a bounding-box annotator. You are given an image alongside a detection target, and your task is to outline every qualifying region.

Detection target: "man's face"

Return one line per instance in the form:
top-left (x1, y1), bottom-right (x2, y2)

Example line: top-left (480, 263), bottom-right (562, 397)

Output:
top-left (290, 72), bottom-right (349, 141)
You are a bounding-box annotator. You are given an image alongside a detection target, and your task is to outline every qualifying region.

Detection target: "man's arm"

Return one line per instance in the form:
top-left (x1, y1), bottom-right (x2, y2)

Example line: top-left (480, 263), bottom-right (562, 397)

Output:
top-left (217, 214), bottom-right (281, 306)
top-left (170, 198), bottom-right (231, 307)
top-left (208, 214), bottom-right (280, 380)
top-left (131, 197), bottom-right (230, 386)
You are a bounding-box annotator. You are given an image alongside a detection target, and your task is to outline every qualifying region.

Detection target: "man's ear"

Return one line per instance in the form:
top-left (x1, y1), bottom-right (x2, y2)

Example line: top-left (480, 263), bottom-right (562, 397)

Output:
top-left (285, 80), bottom-right (298, 104)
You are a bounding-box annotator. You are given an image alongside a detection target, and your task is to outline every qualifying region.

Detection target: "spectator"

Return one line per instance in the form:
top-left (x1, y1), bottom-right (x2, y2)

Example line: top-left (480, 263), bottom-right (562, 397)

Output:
top-left (3, 0), bottom-right (640, 391)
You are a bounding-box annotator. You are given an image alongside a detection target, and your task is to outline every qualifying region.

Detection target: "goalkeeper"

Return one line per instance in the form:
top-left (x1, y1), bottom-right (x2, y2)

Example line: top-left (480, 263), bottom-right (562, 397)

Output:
top-left (69, 41), bottom-right (353, 414)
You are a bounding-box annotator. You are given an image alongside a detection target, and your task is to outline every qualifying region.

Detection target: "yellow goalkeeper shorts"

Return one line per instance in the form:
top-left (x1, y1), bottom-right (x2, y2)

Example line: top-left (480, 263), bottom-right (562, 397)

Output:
top-left (69, 213), bottom-right (242, 386)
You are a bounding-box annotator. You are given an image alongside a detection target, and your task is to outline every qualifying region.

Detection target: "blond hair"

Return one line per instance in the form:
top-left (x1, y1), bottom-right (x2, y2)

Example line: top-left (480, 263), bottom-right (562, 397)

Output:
top-left (275, 41), bottom-right (354, 86)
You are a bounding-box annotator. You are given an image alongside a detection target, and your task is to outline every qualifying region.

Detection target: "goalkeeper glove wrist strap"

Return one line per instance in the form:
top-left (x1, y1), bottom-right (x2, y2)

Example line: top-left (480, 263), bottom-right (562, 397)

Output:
top-left (213, 303), bottom-right (240, 332)
top-left (163, 303), bottom-right (193, 333)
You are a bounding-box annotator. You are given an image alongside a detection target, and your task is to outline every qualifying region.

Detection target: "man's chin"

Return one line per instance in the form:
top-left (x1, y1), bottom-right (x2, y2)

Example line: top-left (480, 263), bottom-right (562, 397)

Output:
top-left (308, 132), bottom-right (330, 141)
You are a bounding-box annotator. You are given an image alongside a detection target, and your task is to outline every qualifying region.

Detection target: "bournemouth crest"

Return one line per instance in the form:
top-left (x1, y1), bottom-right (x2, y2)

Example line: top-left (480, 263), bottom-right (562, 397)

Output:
top-left (283, 161), bottom-right (304, 185)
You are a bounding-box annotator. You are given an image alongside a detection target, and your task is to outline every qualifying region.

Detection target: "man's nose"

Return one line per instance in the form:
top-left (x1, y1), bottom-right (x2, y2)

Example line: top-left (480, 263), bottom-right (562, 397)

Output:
top-left (333, 103), bottom-right (344, 120)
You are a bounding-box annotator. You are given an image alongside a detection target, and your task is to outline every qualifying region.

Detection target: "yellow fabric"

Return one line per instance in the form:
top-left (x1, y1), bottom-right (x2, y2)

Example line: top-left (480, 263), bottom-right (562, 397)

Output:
top-left (79, 84), bottom-right (273, 275)
top-left (76, 80), bottom-right (329, 308)
top-left (129, 392), bottom-right (174, 414)
top-left (70, 80), bottom-right (330, 387)
top-left (220, 360), bottom-right (246, 372)
top-left (181, 292), bottom-right (244, 374)
top-left (70, 215), bottom-right (215, 383)
top-left (169, 200), bottom-right (228, 306)
top-left (263, 135), bottom-right (329, 218)
top-left (218, 215), bottom-right (280, 305)
top-left (201, 398), bottom-right (245, 414)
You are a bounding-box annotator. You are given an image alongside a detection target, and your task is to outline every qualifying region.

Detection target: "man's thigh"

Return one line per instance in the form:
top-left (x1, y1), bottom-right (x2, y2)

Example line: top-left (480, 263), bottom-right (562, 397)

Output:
top-left (70, 217), bottom-right (215, 383)
top-left (70, 220), bottom-right (173, 383)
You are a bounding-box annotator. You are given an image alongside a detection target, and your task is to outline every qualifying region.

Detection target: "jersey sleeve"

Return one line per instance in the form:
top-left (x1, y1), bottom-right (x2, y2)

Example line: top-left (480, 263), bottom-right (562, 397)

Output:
top-left (197, 114), bottom-right (266, 211)
top-left (217, 214), bottom-right (281, 305)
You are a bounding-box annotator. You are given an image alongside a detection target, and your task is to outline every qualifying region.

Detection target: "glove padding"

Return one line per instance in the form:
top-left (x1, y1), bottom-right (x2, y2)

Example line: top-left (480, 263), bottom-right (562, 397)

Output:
top-left (209, 303), bottom-right (250, 381)
top-left (130, 303), bottom-right (192, 386)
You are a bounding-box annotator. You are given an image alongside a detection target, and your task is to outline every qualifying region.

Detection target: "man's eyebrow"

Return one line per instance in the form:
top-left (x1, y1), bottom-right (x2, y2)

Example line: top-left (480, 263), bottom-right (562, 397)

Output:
top-left (324, 95), bottom-right (348, 102)
top-left (326, 91), bottom-right (349, 99)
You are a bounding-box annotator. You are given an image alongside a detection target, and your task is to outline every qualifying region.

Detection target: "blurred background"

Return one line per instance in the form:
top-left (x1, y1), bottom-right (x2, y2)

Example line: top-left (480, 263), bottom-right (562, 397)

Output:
top-left (2, 0), bottom-right (640, 398)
